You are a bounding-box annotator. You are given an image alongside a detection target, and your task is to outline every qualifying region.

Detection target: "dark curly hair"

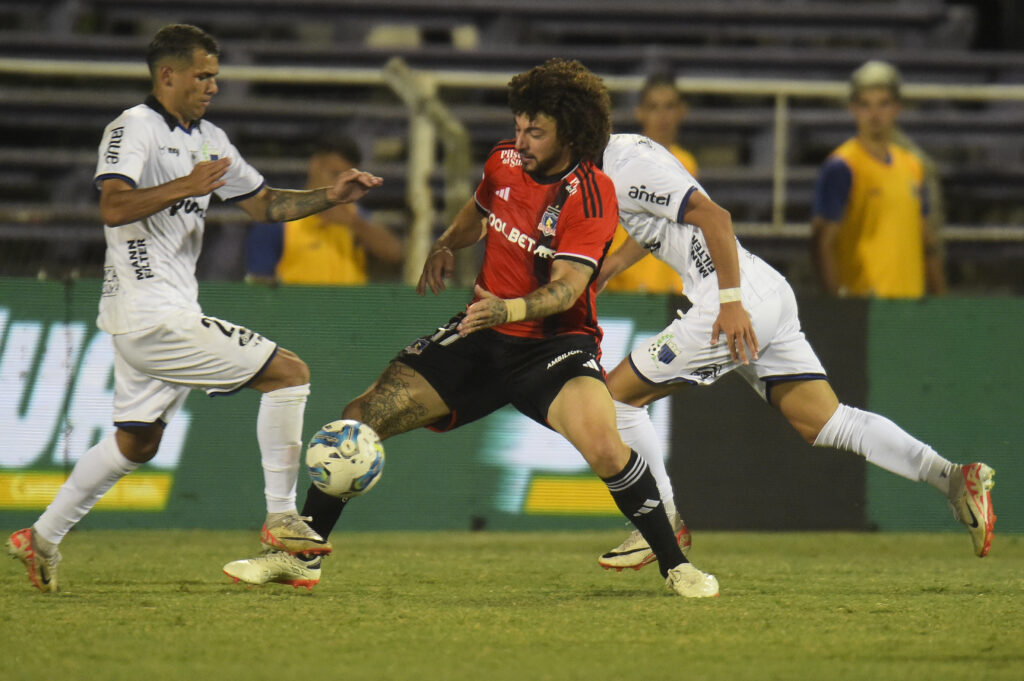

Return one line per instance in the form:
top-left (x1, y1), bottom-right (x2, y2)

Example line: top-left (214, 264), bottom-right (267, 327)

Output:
top-left (507, 58), bottom-right (611, 163)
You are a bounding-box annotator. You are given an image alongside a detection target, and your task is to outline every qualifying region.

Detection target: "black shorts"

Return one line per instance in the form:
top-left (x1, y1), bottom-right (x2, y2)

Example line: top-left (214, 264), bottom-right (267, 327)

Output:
top-left (396, 313), bottom-right (606, 431)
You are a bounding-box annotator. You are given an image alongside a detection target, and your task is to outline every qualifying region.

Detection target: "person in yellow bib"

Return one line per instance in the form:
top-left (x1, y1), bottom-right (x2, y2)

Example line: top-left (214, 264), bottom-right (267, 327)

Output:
top-left (812, 60), bottom-right (946, 299)
top-left (603, 74), bottom-right (695, 295)
top-left (246, 134), bottom-right (403, 285)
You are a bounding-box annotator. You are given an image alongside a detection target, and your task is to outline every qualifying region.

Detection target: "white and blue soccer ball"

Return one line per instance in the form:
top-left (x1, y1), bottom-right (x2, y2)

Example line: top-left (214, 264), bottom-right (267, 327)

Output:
top-left (305, 419), bottom-right (385, 499)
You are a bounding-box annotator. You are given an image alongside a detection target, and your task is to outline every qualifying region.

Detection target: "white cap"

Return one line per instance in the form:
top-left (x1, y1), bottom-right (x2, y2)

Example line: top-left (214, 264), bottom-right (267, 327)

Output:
top-left (849, 60), bottom-right (902, 99)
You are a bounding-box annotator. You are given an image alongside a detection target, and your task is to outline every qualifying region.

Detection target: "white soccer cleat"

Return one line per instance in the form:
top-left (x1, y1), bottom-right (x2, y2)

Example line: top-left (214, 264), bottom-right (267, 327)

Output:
top-left (223, 550), bottom-right (321, 590)
top-left (948, 462), bottom-right (996, 557)
top-left (260, 512), bottom-right (332, 555)
top-left (7, 527), bottom-right (61, 593)
top-left (598, 512), bottom-right (692, 571)
top-left (665, 563), bottom-right (719, 598)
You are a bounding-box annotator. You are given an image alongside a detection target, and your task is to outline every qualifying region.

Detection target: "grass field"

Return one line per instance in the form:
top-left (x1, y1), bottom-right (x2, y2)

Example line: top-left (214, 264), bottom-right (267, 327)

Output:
top-left (2, 529), bottom-right (1022, 681)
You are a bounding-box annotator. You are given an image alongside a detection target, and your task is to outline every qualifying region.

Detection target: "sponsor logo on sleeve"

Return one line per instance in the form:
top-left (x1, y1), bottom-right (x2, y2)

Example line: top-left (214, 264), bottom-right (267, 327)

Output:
top-left (628, 184), bottom-right (672, 206)
top-left (104, 126), bottom-right (124, 164)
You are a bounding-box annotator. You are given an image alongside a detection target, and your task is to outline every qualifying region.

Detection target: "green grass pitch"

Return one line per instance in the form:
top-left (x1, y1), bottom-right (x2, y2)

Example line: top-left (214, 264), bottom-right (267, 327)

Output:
top-left (2, 529), bottom-right (1022, 681)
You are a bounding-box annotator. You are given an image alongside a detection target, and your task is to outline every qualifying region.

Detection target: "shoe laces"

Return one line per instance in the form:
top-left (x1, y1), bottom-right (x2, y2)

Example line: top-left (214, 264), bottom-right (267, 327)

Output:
top-left (269, 512), bottom-right (315, 531)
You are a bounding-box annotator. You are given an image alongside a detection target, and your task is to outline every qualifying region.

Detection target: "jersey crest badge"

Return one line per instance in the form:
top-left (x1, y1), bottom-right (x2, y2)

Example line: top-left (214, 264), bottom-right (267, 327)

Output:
top-left (191, 141), bottom-right (221, 163)
top-left (538, 207), bottom-right (560, 237)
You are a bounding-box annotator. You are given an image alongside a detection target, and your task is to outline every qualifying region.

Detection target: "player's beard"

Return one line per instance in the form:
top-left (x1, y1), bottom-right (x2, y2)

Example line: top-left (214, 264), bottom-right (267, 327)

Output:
top-left (522, 148), bottom-right (572, 178)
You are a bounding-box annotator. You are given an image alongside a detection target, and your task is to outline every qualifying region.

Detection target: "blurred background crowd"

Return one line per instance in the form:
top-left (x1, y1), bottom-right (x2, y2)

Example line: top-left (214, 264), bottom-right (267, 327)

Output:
top-left (1, 0), bottom-right (1021, 295)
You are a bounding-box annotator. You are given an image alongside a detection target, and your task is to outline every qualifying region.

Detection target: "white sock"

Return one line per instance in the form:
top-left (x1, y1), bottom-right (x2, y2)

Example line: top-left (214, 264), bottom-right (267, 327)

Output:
top-left (258, 383), bottom-right (309, 514)
top-left (34, 434), bottom-right (139, 545)
top-left (614, 400), bottom-right (677, 518)
top-left (813, 404), bottom-right (955, 495)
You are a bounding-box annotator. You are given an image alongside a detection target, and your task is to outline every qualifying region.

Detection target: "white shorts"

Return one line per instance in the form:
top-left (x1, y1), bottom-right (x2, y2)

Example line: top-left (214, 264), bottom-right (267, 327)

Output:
top-left (628, 281), bottom-right (827, 401)
top-left (111, 309), bottom-right (277, 426)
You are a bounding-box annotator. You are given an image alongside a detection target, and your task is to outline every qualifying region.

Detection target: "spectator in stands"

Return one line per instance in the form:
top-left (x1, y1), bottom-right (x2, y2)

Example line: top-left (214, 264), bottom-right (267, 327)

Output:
top-left (603, 73), bottom-right (694, 294)
top-left (246, 134), bottom-right (403, 285)
top-left (812, 60), bottom-right (946, 298)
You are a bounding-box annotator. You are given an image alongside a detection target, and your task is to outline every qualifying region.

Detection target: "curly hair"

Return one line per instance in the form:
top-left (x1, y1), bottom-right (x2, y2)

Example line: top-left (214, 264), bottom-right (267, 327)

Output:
top-left (507, 59), bottom-right (611, 163)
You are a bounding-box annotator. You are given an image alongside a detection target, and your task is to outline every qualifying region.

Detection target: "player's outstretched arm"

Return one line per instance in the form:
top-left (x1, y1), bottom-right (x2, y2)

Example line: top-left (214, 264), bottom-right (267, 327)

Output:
top-left (99, 158), bottom-right (230, 227)
top-left (417, 198), bottom-right (488, 296)
top-left (595, 234), bottom-right (649, 293)
top-left (237, 169), bottom-right (383, 223)
top-left (457, 259), bottom-right (593, 336)
top-left (684, 191), bottom-right (759, 363)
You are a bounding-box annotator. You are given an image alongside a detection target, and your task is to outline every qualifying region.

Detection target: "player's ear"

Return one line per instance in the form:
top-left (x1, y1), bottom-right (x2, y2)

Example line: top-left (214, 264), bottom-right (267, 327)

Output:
top-left (157, 63), bottom-right (175, 88)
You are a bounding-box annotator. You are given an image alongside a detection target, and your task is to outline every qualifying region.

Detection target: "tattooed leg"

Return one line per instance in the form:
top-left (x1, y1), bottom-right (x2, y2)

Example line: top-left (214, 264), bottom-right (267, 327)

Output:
top-left (342, 361), bottom-right (449, 440)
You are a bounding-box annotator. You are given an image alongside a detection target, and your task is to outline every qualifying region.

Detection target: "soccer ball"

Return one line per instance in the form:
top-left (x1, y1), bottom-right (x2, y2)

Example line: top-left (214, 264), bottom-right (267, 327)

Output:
top-left (305, 419), bottom-right (385, 499)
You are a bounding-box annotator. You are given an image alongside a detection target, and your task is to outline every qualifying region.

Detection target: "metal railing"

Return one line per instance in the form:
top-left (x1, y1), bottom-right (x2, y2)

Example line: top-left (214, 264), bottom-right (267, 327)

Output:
top-left (2, 56), bottom-right (1023, 283)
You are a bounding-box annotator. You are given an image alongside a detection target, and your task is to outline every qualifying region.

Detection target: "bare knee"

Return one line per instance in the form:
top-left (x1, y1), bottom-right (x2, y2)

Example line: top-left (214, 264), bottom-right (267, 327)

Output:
top-left (251, 347), bottom-right (309, 392)
top-left (276, 348), bottom-right (310, 386)
top-left (115, 424), bottom-right (164, 464)
top-left (581, 437), bottom-right (631, 479)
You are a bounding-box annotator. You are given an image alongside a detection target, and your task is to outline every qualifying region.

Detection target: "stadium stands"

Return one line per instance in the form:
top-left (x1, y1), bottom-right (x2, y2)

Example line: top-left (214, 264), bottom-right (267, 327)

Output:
top-left (0, 0), bottom-right (1021, 290)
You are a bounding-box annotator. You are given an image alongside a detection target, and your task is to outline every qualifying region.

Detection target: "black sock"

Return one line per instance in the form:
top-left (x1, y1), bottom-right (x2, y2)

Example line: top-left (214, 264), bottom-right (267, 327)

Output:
top-left (301, 483), bottom-right (348, 540)
top-left (603, 450), bottom-right (687, 577)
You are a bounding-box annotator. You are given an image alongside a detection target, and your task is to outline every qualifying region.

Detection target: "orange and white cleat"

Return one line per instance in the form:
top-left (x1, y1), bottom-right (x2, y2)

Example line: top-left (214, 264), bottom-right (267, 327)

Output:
top-left (260, 512), bottom-right (332, 555)
top-left (7, 527), bottom-right (61, 593)
top-left (224, 550), bottom-right (321, 590)
top-left (949, 463), bottom-right (996, 557)
top-left (598, 512), bottom-right (692, 571)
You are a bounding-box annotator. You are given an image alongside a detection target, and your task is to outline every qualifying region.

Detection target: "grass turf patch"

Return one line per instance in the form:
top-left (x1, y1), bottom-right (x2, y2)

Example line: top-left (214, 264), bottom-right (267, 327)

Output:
top-left (2, 530), bottom-right (1022, 681)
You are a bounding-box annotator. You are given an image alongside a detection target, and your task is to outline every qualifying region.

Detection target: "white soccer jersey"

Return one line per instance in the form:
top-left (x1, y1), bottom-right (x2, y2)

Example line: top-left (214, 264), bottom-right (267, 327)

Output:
top-left (94, 96), bottom-right (265, 334)
top-left (602, 134), bottom-right (783, 307)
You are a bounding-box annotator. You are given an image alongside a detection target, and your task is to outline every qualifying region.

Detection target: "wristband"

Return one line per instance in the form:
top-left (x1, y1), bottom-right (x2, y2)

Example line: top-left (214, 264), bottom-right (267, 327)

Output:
top-left (718, 287), bottom-right (742, 304)
top-left (433, 246), bottom-right (454, 258)
top-left (505, 297), bottom-right (527, 322)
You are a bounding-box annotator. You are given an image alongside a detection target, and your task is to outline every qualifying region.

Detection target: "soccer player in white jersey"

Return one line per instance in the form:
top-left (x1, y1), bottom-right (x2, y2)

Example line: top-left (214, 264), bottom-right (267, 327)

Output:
top-left (5, 24), bottom-right (382, 592)
top-left (594, 133), bottom-right (996, 571)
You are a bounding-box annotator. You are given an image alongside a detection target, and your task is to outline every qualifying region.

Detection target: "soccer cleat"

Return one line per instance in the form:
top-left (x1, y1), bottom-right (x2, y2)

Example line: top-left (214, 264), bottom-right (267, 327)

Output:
top-left (665, 563), bottom-right (719, 598)
top-left (948, 463), bottom-right (996, 557)
top-left (260, 513), bottom-right (332, 555)
top-left (7, 527), bottom-right (61, 593)
top-left (598, 512), bottom-right (692, 571)
top-left (224, 550), bottom-right (321, 590)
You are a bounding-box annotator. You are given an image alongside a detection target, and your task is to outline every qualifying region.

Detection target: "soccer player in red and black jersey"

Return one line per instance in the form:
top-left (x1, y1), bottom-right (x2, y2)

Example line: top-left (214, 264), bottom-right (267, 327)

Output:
top-left (224, 59), bottom-right (718, 598)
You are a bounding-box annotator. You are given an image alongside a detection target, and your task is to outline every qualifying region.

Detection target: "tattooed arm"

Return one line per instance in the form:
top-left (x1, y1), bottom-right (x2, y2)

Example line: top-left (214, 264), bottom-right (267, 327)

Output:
top-left (237, 168), bottom-right (382, 222)
top-left (457, 259), bottom-right (594, 336)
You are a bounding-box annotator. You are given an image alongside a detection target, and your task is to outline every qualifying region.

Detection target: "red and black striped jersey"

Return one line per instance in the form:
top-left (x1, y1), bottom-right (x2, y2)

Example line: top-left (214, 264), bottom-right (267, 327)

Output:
top-left (473, 140), bottom-right (618, 340)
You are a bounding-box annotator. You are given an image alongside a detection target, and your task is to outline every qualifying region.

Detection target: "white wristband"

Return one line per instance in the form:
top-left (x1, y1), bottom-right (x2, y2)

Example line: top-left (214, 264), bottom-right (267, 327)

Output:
top-left (718, 287), bottom-right (742, 304)
top-left (505, 297), bottom-right (527, 322)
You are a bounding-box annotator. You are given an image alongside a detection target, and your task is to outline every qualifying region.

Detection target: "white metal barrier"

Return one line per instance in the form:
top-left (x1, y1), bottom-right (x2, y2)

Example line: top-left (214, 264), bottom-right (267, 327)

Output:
top-left (1, 57), bottom-right (1022, 284)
